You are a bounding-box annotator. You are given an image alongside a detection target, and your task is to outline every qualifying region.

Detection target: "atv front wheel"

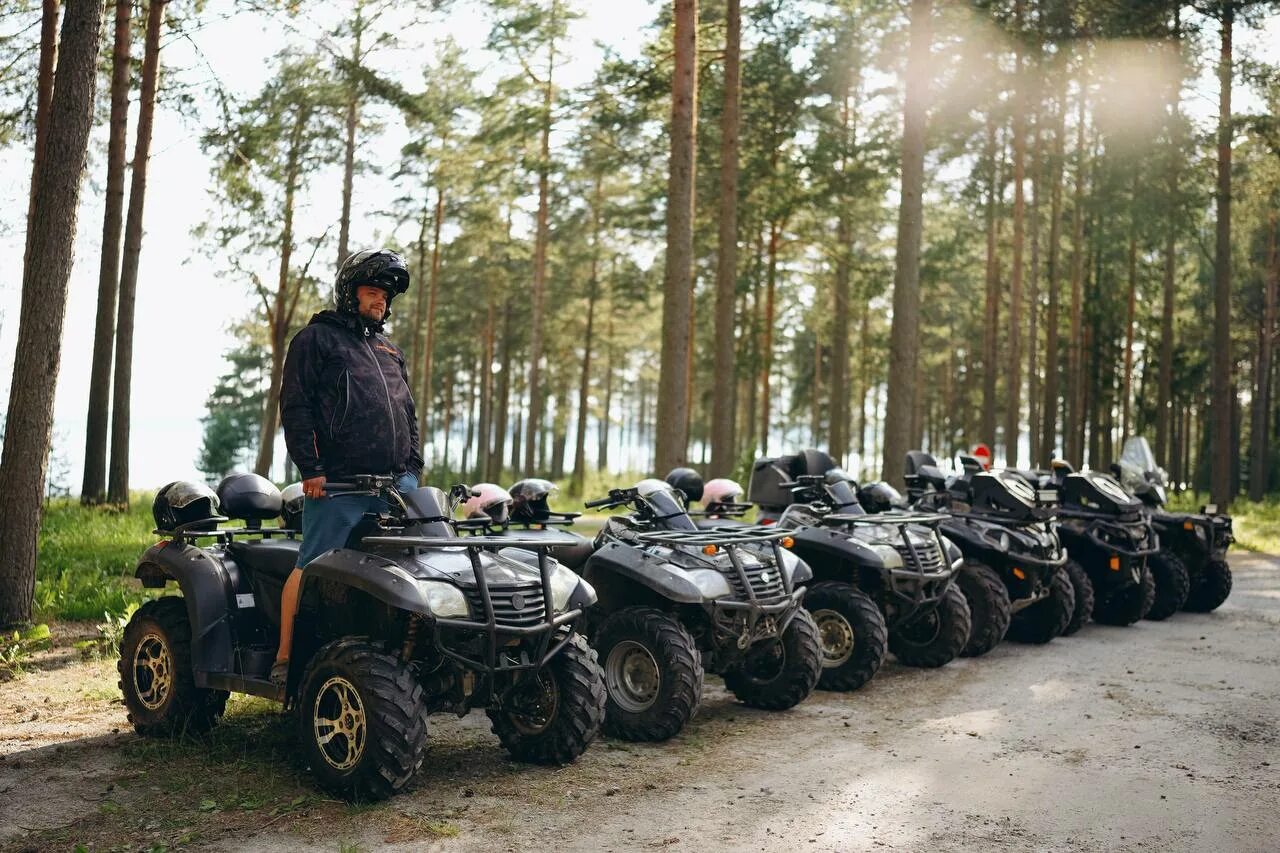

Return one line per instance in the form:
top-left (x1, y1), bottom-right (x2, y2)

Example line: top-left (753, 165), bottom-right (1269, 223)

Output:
top-left (1145, 552), bottom-right (1191, 621)
top-left (1183, 559), bottom-right (1232, 613)
top-left (489, 632), bottom-right (606, 762)
top-left (592, 608), bottom-right (702, 742)
top-left (803, 582), bottom-right (887, 692)
top-left (1007, 566), bottom-right (1074, 644)
top-left (723, 608), bottom-right (822, 710)
top-left (888, 584), bottom-right (972, 668)
top-left (297, 639), bottom-right (428, 800)
top-left (955, 560), bottom-right (1011, 657)
top-left (1092, 564), bottom-right (1155, 627)
top-left (118, 597), bottom-right (228, 736)
top-left (1060, 559), bottom-right (1094, 635)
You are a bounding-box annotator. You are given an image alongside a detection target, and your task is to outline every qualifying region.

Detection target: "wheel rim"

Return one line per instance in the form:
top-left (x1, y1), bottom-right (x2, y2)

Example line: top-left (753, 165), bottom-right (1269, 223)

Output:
top-left (812, 609), bottom-right (855, 668)
top-left (133, 632), bottom-right (173, 711)
top-left (507, 672), bottom-right (560, 735)
top-left (899, 609), bottom-right (942, 646)
top-left (313, 676), bottom-right (367, 771)
top-left (605, 640), bottom-right (661, 713)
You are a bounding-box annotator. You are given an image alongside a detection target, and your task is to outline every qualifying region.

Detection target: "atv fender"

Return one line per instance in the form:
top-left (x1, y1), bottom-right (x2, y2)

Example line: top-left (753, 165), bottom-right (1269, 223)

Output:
top-left (786, 525), bottom-right (887, 572)
top-left (134, 542), bottom-right (236, 676)
top-left (298, 549), bottom-right (440, 615)
top-left (581, 542), bottom-right (706, 604)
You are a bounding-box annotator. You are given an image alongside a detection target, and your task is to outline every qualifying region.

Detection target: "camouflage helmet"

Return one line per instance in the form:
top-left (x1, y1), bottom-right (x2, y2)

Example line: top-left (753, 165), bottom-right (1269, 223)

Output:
top-left (334, 249), bottom-right (410, 320)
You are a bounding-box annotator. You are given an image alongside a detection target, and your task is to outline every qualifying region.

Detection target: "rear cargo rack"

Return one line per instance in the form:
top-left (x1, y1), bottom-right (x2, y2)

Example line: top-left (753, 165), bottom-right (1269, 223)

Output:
top-left (633, 527), bottom-right (792, 546)
top-left (155, 518), bottom-right (300, 544)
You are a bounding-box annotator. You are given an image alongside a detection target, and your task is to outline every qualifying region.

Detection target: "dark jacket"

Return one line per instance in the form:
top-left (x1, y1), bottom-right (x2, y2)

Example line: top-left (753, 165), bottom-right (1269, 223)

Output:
top-left (280, 310), bottom-right (423, 481)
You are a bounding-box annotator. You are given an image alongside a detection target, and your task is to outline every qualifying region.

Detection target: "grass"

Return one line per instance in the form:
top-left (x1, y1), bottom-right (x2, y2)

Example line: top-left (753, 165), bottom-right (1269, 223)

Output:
top-left (36, 495), bottom-right (158, 622)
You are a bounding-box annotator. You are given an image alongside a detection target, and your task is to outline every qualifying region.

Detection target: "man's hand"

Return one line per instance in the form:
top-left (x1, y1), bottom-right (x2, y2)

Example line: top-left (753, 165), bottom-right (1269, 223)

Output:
top-left (303, 475), bottom-right (326, 499)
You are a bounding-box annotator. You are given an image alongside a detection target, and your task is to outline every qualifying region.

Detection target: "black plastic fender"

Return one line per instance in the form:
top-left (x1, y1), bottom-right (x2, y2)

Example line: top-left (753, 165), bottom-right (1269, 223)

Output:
top-left (580, 542), bottom-right (706, 604)
top-left (299, 549), bottom-right (440, 615)
top-left (134, 542), bottom-right (236, 676)
top-left (785, 524), bottom-right (888, 573)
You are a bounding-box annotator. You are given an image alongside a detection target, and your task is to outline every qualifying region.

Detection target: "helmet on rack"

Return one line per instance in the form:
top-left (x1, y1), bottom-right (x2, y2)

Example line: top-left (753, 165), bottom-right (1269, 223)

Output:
top-left (664, 468), bottom-right (704, 504)
top-left (463, 483), bottom-right (513, 526)
top-left (702, 478), bottom-right (745, 509)
top-left (509, 478), bottom-right (558, 523)
top-left (152, 480), bottom-right (221, 532)
top-left (280, 482), bottom-right (305, 530)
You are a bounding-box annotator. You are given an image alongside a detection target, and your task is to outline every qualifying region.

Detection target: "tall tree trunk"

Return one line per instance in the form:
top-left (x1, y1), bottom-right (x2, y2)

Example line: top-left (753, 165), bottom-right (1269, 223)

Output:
top-left (524, 4), bottom-right (559, 472)
top-left (24, 0), bottom-right (59, 268)
top-left (108, 0), bottom-right (167, 503)
top-left (408, 207), bottom-right (429, 396)
top-left (1028, 100), bottom-right (1042, 466)
top-left (1004, 0), bottom-right (1026, 468)
top-left (418, 182), bottom-right (446, 444)
top-left (598, 302), bottom-right (614, 472)
top-left (709, 0), bottom-right (740, 477)
top-left (1066, 83), bottom-right (1087, 465)
top-left (491, 299), bottom-right (513, 482)
top-left (253, 104), bottom-right (307, 479)
top-left (81, 0), bottom-right (132, 504)
top-left (1249, 214), bottom-right (1277, 500)
top-left (759, 220), bottom-right (781, 455)
top-left (1210, 6), bottom-right (1234, 509)
top-left (477, 299), bottom-right (495, 481)
top-left (981, 117), bottom-right (1001, 449)
top-left (855, 296), bottom-right (870, 474)
top-left (571, 177), bottom-right (603, 495)
top-left (336, 1), bottom-right (363, 268)
top-left (0, 0), bottom-right (103, 627)
top-left (654, 0), bottom-right (698, 474)
top-left (882, 0), bottom-right (931, 487)
top-left (1041, 74), bottom-right (1067, 465)
top-left (1156, 13), bottom-right (1182, 468)
top-left (1122, 174), bottom-right (1139, 443)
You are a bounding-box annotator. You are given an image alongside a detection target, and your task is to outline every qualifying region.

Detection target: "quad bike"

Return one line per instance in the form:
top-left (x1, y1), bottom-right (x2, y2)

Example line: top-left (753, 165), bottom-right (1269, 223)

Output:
top-left (1115, 436), bottom-right (1233, 615)
top-left (666, 466), bottom-right (891, 693)
top-left (574, 479), bottom-right (821, 741)
top-left (120, 472), bottom-right (605, 800)
top-left (1019, 461), bottom-right (1159, 628)
top-left (894, 452), bottom-right (1074, 652)
top-left (748, 450), bottom-right (970, 678)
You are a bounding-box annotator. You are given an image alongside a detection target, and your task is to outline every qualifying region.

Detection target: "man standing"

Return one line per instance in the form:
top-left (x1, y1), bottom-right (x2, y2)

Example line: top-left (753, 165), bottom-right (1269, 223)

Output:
top-left (273, 248), bottom-right (424, 684)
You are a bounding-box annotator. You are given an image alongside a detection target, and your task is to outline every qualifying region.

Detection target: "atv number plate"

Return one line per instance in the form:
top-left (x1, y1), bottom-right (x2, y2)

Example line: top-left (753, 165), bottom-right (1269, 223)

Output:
top-left (235, 593), bottom-right (256, 609)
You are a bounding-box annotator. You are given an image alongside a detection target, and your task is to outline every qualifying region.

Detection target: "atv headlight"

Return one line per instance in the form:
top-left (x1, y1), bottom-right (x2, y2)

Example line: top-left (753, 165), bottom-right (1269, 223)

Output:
top-left (419, 581), bottom-right (469, 619)
top-left (686, 569), bottom-right (734, 600)
top-left (549, 566), bottom-right (580, 613)
top-left (870, 544), bottom-right (903, 569)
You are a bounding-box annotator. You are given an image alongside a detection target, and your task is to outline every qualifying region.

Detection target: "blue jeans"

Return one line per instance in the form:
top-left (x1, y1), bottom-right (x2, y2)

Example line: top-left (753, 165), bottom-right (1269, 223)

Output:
top-left (296, 472), bottom-right (419, 567)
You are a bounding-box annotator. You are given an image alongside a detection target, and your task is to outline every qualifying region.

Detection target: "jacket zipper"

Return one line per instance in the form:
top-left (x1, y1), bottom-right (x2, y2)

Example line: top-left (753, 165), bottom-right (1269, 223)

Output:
top-left (329, 371), bottom-right (350, 438)
top-left (363, 336), bottom-right (398, 458)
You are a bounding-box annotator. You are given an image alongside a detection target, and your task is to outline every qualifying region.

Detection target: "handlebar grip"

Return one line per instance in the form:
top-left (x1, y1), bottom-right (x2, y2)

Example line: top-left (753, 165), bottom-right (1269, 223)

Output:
top-left (322, 482), bottom-right (358, 492)
top-left (584, 496), bottom-right (615, 509)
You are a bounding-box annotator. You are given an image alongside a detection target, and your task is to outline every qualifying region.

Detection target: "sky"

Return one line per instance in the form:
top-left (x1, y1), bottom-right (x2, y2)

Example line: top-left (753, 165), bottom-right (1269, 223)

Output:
top-left (0, 2), bottom-right (1277, 493)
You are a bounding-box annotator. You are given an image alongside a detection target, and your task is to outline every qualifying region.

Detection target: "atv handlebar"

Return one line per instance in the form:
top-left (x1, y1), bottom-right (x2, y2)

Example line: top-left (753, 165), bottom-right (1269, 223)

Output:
top-left (584, 487), bottom-right (639, 509)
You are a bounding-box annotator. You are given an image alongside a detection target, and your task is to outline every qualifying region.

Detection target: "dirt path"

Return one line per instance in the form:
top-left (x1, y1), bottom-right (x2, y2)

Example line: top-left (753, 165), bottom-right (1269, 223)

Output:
top-left (3, 554), bottom-right (1279, 852)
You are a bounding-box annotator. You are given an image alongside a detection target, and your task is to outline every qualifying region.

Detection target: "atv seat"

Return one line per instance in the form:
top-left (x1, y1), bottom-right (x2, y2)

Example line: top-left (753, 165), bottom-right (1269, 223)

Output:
top-left (227, 539), bottom-right (301, 582)
top-left (550, 539), bottom-right (594, 570)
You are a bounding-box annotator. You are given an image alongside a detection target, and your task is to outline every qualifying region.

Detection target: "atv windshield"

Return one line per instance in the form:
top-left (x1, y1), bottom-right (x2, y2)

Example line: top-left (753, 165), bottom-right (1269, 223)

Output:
top-left (825, 479), bottom-right (864, 514)
top-left (1118, 436), bottom-right (1167, 499)
top-left (638, 485), bottom-right (698, 530)
top-left (1120, 437), bottom-right (1158, 475)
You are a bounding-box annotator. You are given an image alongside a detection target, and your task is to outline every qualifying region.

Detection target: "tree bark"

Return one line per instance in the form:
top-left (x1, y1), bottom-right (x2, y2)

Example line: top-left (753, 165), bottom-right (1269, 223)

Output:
top-left (1004, 0), bottom-right (1026, 468)
top-left (491, 298), bottom-right (513, 482)
top-left (981, 116), bottom-right (1001, 450)
top-left (1210, 6), bottom-right (1234, 508)
top-left (882, 0), bottom-right (931, 486)
top-left (709, 0), bottom-right (740, 478)
top-left (654, 0), bottom-right (698, 474)
top-left (524, 2), bottom-right (559, 472)
top-left (1066, 82), bottom-right (1087, 465)
top-left (0, 0), bottom-right (103, 626)
top-left (598, 301), bottom-right (614, 472)
top-left (759, 220), bottom-right (781, 455)
top-left (1249, 214), bottom-right (1277, 500)
top-left (477, 298), bottom-right (495, 481)
top-left (336, 1), bottom-right (363, 268)
top-left (1027, 99), bottom-right (1042, 466)
top-left (1122, 174), bottom-right (1139, 443)
top-left (418, 182), bottom-right (445, 445)
top-left (24, 0), bottom-right (59, 268)
top-left (1156, 13), bottom-right (1182, 468)
top-left (1041, 74), bottom-right (1067, 465)
top-left (571, 177), bottom-right (603, 495)
top-left (81, 0), bottom-right (132, 504)
top-left (108, 0), bottom-right (167, 503)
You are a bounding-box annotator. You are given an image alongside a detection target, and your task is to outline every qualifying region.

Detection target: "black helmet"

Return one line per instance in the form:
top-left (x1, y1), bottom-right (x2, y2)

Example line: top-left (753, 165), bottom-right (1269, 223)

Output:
top-left (153, 480), bottom-right (221, 531)
top-left (216, 472), bottom-right (282, 526)
top-left (509, 478), bottom-right (557, 522)
top-left (858, 480), bottom-right (904, 514)
top-left (665, 468), bottom-right (704, 504)
top-left (280, 482), bottom-right (305, 529)
top-left (334, 248), bottom-right (410, 321)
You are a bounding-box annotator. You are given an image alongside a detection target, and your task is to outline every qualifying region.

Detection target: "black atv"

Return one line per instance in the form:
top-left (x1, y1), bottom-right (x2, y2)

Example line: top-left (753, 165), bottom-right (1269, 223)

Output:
top-left (576, 479), bottom-right (821, 741)
top-left (1115, 437), bottom-right (1233, 615)
top-left (666, 466), bottom-right (891, 693)
top-left (893, 452), bottom-right (1074, 652)
top-left (121, 473), bottom-right (605, 800)
top-left (750, 450), bottom-right (970, 677)
top-left (1028, 461), bottom-right (1159, 628)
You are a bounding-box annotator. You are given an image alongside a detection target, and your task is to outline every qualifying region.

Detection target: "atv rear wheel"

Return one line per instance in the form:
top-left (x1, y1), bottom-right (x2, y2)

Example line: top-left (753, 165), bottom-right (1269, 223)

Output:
top-left (118, 597), bottom-right (228, 736)
top-left (592, 608), bottom-right (702, 742)
top-left (1060, 559), bottom-right (1094, 636)
top-left (489, 631), bottom-right (606, 762)
top-left (1183, 559), bottom-right (1232, 613)
top-left (1007, 566), bottom-right (1074, 644)
top-left (888, 584), bottom-right (971, 668)
top-left (723, 608), bottom-right (822, 710)
top-left (1145, 552), bottom-right (1191, 621)
top-left (803, 582), bottom-right (887, 692)
top-left (955, 560), bottom-right (1011, 657)
top-left (1092, 563), bottom-right (1155, 626)
top-left (297, 639), bottom-right (428, 800)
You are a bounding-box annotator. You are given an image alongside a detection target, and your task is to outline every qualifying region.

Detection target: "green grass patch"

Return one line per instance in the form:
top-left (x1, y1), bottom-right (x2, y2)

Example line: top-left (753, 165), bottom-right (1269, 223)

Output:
top-left (36, 496), bottom-right (158, 622)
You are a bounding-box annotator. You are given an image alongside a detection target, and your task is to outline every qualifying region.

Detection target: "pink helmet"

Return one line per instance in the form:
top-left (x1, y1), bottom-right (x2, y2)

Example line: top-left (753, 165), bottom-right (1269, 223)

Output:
top-left (703, 478), bottom-right (745, 509)
top-left (463, 483), bottom-right (512, 525)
